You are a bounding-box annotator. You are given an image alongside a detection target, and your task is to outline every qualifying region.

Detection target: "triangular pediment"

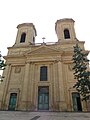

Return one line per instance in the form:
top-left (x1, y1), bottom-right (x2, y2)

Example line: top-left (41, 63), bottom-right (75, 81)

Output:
top-left (25, 45), bottom-right (61, 55)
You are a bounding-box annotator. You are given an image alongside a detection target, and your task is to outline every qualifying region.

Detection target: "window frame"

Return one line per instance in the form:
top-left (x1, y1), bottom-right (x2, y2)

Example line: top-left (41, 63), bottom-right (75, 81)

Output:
top-left (64, 29), bottom-right (70, 39)
top-left (40, 66), bottom-right (48, 81)
top-left (20, 32), bottom-right (26, 43)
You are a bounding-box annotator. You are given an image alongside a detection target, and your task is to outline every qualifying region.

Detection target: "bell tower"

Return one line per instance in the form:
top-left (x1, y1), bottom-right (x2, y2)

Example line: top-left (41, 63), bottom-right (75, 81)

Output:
top-left (55, 18), bottom-right (76, 42)
top-left (14, 23), bottom-right (37, 46)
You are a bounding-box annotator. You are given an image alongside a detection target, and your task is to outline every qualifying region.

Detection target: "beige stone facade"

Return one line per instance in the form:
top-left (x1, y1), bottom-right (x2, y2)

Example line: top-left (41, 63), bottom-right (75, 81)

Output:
top-left (0, 18), bottom-right (89, 111)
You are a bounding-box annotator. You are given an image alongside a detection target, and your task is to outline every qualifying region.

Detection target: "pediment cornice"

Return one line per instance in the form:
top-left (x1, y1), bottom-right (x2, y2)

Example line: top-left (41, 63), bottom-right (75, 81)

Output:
top-left (25, 45), bottom-right (63, 56)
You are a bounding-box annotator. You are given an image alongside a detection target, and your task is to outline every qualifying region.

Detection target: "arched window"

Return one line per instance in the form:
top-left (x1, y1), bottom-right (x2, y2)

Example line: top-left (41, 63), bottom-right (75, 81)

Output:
top-left (20, 32), bottom-right (26, 43)
top-left (40, 66), bottom-right (48, 81)
top-left (64, 29), bottom-right (70, 39)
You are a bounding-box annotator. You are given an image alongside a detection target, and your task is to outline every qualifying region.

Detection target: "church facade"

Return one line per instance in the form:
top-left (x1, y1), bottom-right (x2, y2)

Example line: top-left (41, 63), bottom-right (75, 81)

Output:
top-left (0, 18), bottom-right (89, 111)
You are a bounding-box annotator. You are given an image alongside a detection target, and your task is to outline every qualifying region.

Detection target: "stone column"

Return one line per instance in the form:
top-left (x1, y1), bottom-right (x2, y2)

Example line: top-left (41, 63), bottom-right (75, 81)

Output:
top-left (21, 62), bottom-right (30, 110)
top-left (58, 60), bottom-right (67, 111)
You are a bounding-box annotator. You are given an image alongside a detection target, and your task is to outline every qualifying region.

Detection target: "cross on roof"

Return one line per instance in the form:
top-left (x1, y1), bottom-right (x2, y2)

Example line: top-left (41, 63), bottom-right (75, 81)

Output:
top-left (42, 37), bottom-right (46, 43)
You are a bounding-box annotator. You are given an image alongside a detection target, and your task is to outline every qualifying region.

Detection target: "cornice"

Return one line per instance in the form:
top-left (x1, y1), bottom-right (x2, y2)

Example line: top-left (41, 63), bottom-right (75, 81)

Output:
top-left (17, 23), bottom-right (37, 36)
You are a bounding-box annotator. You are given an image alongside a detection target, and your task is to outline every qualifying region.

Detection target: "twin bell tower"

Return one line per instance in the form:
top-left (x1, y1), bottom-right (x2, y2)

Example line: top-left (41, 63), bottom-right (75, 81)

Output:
top-left (14, 18), bottom-right (76, 47)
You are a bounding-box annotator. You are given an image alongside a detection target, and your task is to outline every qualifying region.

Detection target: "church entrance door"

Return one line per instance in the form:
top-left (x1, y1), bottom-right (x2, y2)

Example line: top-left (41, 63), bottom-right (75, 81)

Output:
top-left (38, 86), bottom-right (49, 110)
top-left (8, 93), bottom-right (17, 110)
top-left (72, 92), bottom-right (82, 111)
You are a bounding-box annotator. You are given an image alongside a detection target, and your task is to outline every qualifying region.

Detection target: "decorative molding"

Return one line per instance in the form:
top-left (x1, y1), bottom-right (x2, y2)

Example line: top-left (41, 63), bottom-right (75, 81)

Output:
top-left (9, 88), bottom-right (20, 92)
top-left (15, 66), bottom-right (21, 73)
top-left (68, 64), bottom-right (74, 71)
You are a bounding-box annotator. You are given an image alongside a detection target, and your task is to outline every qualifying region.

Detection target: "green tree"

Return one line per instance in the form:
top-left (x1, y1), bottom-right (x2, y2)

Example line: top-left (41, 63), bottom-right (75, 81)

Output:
top-left (72, 44), bottom-right (90, 101)
top-left (0, 52), bottom-right (6, 82)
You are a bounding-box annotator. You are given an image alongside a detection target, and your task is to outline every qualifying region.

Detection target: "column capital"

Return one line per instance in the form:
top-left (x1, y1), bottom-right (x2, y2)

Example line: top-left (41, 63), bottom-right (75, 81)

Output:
top-left (25, 61), bottom-right (30, 64)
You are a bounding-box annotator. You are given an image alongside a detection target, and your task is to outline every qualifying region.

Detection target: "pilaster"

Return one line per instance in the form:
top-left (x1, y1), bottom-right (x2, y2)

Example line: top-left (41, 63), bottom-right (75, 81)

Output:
top-left (34, 64), bottom-right (38, 110)
top-left (52, 63), bottom-right (56, 110)
top-left (57, 61), bottom-right (67, 111)
top-left (1, 64), bottom-right (11, 110)
top-left (53, 62), bottom-right (60, 110)
top-left (20, 62), bottom-right (30, 110)
top-left (49, 63), bottom-right (53, 110)
top-left (29, 62), bottom-right (35, 110)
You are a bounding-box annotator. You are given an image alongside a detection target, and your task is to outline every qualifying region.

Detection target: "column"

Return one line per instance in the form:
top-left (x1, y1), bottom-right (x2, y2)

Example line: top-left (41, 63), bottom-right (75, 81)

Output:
top-left (58, 61), bottom-right (67, 111)
top-left (21, 62), bottom-right (30, 110)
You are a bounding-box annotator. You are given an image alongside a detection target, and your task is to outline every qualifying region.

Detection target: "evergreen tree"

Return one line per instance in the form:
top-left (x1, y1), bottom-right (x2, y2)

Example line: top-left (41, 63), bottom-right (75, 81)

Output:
top-left (0, 52), bottom-right (6, 82)
top-left (72, 44), bottom-right (90, 101)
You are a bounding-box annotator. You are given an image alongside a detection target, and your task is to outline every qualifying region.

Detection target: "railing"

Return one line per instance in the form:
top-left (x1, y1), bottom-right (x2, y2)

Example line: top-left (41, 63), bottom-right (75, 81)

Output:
top-left (32, 42), bottom-right (57, 46)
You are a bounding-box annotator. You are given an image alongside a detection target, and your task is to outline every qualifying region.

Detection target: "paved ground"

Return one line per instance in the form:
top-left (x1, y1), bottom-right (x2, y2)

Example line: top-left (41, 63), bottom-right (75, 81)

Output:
top-left (0, 111), bottom-right (90, 120)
